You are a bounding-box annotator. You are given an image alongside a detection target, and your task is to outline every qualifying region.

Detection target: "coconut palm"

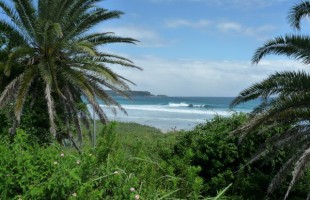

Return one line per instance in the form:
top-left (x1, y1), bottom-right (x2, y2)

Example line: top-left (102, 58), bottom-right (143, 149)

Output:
top-left (0, 0), bottom-right (139, 143)
top-left (230, 2), bottom-right (310, 199)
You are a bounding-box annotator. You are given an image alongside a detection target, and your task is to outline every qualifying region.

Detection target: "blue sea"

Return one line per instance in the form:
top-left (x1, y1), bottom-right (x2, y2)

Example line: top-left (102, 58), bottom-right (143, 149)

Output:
top-left (91, 96), bottom-right (259, 132)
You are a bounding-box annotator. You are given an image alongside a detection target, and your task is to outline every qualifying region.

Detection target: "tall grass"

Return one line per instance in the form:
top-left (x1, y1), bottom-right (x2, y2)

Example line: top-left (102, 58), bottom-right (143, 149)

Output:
top-left (0, 123), bottom-right (212, 199)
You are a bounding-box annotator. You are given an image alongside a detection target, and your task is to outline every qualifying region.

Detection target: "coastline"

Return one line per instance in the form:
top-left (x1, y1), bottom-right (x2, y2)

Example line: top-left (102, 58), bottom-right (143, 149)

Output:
top-left (89, 96), bottom-right (256, 132)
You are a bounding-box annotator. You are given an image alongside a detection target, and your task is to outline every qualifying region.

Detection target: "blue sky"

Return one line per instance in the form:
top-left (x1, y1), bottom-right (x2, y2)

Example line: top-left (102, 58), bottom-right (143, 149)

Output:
top-left (99, 0), bottom-right (308, 96)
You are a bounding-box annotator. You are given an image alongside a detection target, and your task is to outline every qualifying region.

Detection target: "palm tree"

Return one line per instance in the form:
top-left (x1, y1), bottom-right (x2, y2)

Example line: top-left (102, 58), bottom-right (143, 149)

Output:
top-left (230, 2), bottom-right (310, 199)
top-left (0, 0), bottom-right (139, 143)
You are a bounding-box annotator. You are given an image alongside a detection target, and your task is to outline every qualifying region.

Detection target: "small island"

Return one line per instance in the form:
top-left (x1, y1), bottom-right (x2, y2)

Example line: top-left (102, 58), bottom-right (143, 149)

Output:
top-left (106, 90), bottom-right (168, 97)
top-left (105, 90), bottom-right (153, 96)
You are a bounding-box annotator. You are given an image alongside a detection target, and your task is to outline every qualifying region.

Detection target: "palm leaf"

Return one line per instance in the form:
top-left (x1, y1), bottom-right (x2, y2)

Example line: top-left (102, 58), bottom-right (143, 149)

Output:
top-left (284, 147), bottom-right (310, 199)
top-left (12, 0), bottom-right (36, 40)
top-left (252, 35), bottom-right (310, 64)
top-left (45, 83), bottom-right (57, 137)
top-left (0, 74), bottom-right (22, 108)
top-left (14, 68), bottom-right (36, 121)
top-left (288, 1), bottom-right (310, 30)
top-left (232, 1), bottom-right (310, 198)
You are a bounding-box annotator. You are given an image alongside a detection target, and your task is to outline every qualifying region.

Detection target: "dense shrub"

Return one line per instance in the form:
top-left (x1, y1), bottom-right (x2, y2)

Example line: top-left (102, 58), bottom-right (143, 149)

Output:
top-left (0, 98), bottom-right (87, 144)
top-left (0, 99), bottom-right (51, 143)
top-left (0, 107), bottom-right (10, 134)
top-left (171, 114), bottom-right (309, 199)
top-left (2, 114), bottom-right (308, 199)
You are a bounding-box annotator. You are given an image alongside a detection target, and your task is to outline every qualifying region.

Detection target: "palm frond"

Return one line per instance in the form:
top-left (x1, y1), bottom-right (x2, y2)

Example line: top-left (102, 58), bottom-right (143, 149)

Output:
top-left (52, 23), bottom-right (64, 38)
top-left (232, 1), bottom-right (310, 198)
top-left (288, 1), bottom-right (310, 30)
top-left (252, 35), bottom-right (310, 64)
top-left (0, 0), bottom-right (23, 28)
top-left (59, 66), bottom-right (109, 123)
top-left (12, 0), bottom-right (36, 40)
top-left (0, 74), bottom-right (22, 108)
top-left (14, 68), bottom-right (36, 121)
top-left (79, 32), bottom-right (139, 45)
top-left (58, 0), bottom-right (101, 25)
top-left (284, 147), bottom-right (310, 200)
top-left (97, 52), bottom-right (135, 63)
top-left (45, 83), bottom-right (57, 137)
top-left (64, 9), bottom-right (123, 40)
top-left (230, 71), bottom-right (310, 108)
top-left (91, 55), bottom-right (141, 69)
top-left (267, 156), bottom-right (297, 194)
top-left (91, 81), bottom-right (127, 115)
top-left (68, 40), bottom-right (97, 56)
top-left (5, 46), bottom-right (34, 76)
top-left (64, 86), bottom-right (83, 143)
top-left (0, 21), bottom-right (27, 46)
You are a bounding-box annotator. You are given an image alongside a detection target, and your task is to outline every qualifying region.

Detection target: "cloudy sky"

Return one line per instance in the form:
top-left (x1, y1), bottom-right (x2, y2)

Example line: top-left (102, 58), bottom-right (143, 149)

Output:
top-left (98, 0), bottom-right (309, 96)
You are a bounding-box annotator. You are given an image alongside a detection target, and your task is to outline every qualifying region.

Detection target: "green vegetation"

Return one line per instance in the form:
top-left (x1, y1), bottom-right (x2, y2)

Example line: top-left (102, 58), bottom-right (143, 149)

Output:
top-left (0, 0), bottom-right (309, 199)
top-left (1, 116), bottom-right (309, 199)
top-left (172, 114), bottom-right (309, 199)
top-left (230, 1), bottom-right (310, 199)
top-left (0, 0), bottom-right (138, 142)
top-left (0, 123), bottom-right (201, 199)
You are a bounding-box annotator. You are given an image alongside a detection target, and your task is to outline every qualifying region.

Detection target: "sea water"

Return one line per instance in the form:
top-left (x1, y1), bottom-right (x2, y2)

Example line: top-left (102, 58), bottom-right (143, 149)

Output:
top-left (90, 96), bottom-right (259, 132)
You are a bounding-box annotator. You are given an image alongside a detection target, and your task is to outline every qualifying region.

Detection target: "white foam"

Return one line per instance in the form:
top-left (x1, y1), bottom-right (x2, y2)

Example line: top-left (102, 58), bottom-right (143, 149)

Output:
top-left (106, 115), bottom-right (206, 122)
top-left (168, 102), bottom-right (189, 107)
top-left (100, 104), bottom-right (231, 116)
top-left (168, 102), bottom-right (211, 108)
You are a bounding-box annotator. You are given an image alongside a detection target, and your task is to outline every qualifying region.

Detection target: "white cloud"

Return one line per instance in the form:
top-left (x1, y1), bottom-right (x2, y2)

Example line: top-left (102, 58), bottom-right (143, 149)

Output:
top-left (243, 25), bottom-right (276, 39)
top-left (150, 0), bottom-right (288, 9)
top-left (165, 19), bottom-right (211, 28)
top-left (165, 19), bottom-right (275, 40)
top-left (217, 22), bottom-right (242, 32)
top-left (100, 26), bottom-right (170, 48)
top-left (149, 0), bottom-right (173, 2)
top-left (217, 22), bottom-right (275, 39)
top-left (200, 0), bottom-right (288, 9)
top-left (111, 55), bottom-right (308, 96)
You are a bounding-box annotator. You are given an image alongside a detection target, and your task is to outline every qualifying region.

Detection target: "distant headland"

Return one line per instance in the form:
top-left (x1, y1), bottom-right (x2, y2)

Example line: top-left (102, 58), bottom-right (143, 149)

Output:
top-left (106, 90), bottom-right (168, 97)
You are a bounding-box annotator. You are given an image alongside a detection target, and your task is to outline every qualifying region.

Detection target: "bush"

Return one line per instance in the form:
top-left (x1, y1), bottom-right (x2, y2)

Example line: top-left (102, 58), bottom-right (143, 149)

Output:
top-left (5, 115), bottom-right (307, 199)
top-left (171, 113), bottom-right (309, 199)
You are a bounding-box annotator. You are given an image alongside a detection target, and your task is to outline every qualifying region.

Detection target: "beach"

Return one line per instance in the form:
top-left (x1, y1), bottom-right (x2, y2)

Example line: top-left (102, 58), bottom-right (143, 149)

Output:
top-left (94, 96), bottom-right (259, 131)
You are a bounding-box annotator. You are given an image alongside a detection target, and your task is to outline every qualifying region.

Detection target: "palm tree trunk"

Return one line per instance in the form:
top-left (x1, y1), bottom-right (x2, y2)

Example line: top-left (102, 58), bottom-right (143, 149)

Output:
top-left (69, 133), bottom-right (81, 154)
top-left (10, 119), bottom-right (18, 137)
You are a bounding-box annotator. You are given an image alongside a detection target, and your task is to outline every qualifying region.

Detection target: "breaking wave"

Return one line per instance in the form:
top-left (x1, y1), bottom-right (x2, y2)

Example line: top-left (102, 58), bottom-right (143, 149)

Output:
top-left (101, 104), bottom-right (232, 116)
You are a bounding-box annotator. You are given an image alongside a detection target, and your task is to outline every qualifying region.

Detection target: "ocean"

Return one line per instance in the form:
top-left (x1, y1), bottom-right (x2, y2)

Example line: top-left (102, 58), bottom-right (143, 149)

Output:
top-left (91, 96), bottom-right (259, 132)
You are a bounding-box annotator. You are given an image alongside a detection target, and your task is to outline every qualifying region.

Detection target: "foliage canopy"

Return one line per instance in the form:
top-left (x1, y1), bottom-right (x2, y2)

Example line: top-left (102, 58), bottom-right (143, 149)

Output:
top-left (0, 0), bottom-right (139, 142)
